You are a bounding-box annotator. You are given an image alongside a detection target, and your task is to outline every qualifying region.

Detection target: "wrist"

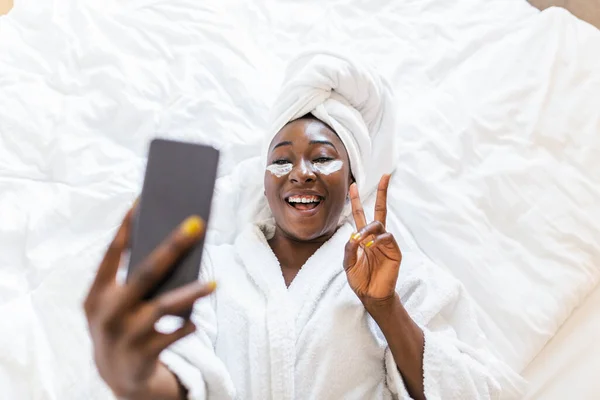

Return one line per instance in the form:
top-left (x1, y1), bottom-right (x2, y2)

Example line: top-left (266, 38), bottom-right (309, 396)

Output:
top-left (125, 362), bottom-right (184, 400)
top-left (362, 293), bottom-right (401, 322)
top-left (365, 294), bottom-right (423, 350)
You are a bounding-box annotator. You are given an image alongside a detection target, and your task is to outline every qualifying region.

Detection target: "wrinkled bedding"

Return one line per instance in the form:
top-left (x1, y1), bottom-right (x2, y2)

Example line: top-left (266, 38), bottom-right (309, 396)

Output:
top-left (0, 0), bottom-right (599, 399)
top-left (523, 282), bottom-right (600, 399)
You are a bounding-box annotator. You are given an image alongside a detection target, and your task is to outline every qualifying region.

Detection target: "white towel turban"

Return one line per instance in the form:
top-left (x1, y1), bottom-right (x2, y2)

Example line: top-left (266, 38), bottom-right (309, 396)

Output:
top-left (209, 50), bottom-right (399, 243)
top-left (262, 50), bottom-right (398, 204)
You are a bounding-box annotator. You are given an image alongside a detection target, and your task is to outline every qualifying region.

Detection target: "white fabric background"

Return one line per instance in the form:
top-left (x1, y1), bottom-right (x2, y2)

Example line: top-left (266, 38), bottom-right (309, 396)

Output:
top-left (523, 282), bottom-right (600, 399)
top-left (0, 1), bottom-right (599, 398)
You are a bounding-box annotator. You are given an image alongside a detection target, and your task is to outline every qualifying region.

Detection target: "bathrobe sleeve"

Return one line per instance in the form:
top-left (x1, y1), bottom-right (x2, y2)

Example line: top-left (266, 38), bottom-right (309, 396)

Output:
top-left (158, 249), bottom-right (236, 400)
top-left (385, 257), bottom-right (526, 400)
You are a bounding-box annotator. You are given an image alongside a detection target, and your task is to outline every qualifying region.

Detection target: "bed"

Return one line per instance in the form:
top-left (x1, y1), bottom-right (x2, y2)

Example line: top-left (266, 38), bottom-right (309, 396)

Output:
top-left (0, 0), bottom-right (598, 399)
top-left (523, 282), bottom-right (600, 399)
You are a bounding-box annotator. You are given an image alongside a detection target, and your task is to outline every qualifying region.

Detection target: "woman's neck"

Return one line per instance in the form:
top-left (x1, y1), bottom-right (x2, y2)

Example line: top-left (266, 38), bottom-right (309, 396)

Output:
top-left (268, 228), bottom-right (334, 287)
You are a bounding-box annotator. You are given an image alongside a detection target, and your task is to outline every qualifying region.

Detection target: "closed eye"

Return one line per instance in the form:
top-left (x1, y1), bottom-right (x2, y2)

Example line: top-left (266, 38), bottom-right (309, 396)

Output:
top-left (313, 157), bottom-right (333, 164)
top-left (273, 159), bottom-right (291, 165)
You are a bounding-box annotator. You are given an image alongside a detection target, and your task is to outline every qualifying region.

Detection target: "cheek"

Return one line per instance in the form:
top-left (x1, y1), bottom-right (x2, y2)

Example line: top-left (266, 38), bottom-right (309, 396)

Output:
top-left (264, 173), bottom-right (283, 208)
top-left (263, 174), bottom-right (274, 200)
top-left (324, 173), bottom-right (350, 206)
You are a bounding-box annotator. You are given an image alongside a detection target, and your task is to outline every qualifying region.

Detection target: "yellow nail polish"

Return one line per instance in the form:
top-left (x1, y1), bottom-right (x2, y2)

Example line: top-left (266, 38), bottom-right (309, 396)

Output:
top-left (365, 240), bottom-right (374, 248)
top-left (351, 232), bottom-right (362, 241)
top-left (207, 281), bottom-right (217, 291)
top-left (181, 216), bottom-right (203, 237)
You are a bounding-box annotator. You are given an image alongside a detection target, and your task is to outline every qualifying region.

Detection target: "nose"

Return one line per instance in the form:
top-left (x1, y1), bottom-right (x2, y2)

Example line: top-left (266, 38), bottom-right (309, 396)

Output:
top-left (289, 159), bottom-right (316, 183)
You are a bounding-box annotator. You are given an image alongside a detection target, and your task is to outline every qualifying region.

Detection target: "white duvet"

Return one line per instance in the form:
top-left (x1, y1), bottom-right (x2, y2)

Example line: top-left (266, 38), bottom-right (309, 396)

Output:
top-left (0, 0), bottom-right (599, 399)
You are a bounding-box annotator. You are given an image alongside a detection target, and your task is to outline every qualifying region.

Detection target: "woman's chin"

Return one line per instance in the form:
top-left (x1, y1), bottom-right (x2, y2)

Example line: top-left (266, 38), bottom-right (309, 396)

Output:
top-left (272, 205), bottom-right (341, 243)
top-left (280, 223), bottom-right (335, 243)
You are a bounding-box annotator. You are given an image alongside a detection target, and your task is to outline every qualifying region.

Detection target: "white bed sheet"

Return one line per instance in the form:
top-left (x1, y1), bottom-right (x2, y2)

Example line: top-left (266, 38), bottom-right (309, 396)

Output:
top-left (523, 282), bottom-right (600, 399)
top-left (1, 1), bottom-right (599, 399)
top-left (388, 6), bottom-right (600, 374)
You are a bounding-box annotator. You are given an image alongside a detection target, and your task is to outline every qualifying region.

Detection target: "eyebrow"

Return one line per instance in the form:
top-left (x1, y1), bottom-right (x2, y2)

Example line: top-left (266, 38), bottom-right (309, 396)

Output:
top-left (272, 141), bottom-right (292, 150)
top-left (271, 139), bottom-right (337, 151)
top-left (310, 140), bottom-right (337, 149)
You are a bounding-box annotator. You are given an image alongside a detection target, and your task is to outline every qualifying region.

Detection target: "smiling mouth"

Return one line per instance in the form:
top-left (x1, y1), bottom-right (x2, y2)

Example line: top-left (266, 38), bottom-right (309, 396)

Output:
top-left (285, 195), bottom-right (324, 211)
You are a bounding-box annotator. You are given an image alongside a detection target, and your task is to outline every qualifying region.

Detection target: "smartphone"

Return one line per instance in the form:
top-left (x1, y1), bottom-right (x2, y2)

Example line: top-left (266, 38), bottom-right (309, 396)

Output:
top-left (126, 138), bottom-right (220, 318)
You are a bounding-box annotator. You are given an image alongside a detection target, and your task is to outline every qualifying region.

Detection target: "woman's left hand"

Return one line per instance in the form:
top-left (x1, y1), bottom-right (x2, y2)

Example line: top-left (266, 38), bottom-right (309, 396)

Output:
top-left (344, 174), bottom-right (402, 310)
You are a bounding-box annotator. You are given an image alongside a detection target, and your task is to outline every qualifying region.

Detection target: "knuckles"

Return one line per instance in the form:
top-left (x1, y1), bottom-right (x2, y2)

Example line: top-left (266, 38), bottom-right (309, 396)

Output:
top-left (371, 220), bottom-right (385, 231)
top-left (361, 220), bottom-right (384, 235)
top-left (100, 315), bottom-right (123, 337)
top-left (152, 299), bottom-right (169, 318)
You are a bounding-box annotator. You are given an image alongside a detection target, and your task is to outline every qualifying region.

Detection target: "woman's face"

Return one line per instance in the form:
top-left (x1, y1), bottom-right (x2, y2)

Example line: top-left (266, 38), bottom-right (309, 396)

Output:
top-left (264, 117), bottom-right (352, 242)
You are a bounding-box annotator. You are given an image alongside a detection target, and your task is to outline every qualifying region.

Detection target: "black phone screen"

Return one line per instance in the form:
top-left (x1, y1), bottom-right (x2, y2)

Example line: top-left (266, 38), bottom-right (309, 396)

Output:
top-left (126, 138), bottom-right (220, 317)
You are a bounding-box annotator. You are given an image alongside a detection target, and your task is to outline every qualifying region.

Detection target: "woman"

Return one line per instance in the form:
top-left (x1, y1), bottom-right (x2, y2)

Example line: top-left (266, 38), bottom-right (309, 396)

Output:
top-left (84, 52), bottom-right (522, 399)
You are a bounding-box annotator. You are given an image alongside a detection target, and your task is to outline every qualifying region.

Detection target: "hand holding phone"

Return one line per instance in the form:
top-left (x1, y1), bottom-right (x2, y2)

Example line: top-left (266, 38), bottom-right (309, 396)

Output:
top-left (85, 206), bottom-right (215, 399)
top-left (83, 139), bottom-right (220, 399)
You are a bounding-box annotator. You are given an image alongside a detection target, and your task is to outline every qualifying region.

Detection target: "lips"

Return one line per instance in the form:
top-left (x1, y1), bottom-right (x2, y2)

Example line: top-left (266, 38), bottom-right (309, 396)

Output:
top-left (283, 191), bottom-right (325, 216)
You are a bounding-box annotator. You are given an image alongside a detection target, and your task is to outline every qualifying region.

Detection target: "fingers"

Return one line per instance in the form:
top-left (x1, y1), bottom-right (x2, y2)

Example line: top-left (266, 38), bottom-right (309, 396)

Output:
top-left (344, 219), bottom-right (392, 271)
top-left (118, 216), bottom-right (205, 310)
top-left (374, 174), bottom-right (391, 228)
top-left (349, 183), bottom-right (367, 230)
top-left (128, 281), bottom-right (217, 340)
top-left (365, 232), bottom-right (402, 262)
top-left (88, 206), bottom-right (135, 298)
top-left (370, 232), bottom-right (402, 262)
top-left (344, 221), bottom-right (384, 270)
top-left (354, 220), bottom-right (386, 244)
top-left (372, 232), bottom-right (398, 248)
top-left (344, 234), bottom-right (360, 271)
top-left (146, 320), bottom-right (197, 356)
top-left (350, 175), bottom-right (391, 230)
top-left (154, 281), bottom-right (217, 318)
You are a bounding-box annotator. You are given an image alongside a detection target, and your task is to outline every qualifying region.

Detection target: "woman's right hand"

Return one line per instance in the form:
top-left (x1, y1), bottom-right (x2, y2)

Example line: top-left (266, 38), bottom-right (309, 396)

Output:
top-left (83, 205), bottom-right (216, 399)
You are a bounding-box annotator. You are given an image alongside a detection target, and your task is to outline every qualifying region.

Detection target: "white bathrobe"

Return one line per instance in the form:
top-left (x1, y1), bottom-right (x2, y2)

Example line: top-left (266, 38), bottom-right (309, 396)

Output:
top-left (160, 221), bottom-right (521, 399)
top-left (160, 50), bottom-right (524, 399)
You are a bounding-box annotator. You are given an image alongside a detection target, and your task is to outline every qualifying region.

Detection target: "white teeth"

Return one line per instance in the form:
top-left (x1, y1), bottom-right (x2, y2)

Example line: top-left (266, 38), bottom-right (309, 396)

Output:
top-left (287, 195), bottom-right (321, 203)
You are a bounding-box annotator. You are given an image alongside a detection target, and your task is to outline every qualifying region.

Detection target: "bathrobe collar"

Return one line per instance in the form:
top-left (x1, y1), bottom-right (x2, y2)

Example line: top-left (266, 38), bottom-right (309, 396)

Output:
top-left (234, 222), bottom-right (354, 315)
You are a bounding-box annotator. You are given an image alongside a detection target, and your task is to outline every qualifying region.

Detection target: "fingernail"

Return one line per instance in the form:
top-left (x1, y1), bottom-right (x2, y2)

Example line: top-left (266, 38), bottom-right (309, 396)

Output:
top-left (207, 281), bottom-right (217, 291)
top-left (181, 216), bottom-right (204, 237)
top-left (365, 240), bottom-right (374, 248)
top-left (351, 232), bottom-right (361, 241)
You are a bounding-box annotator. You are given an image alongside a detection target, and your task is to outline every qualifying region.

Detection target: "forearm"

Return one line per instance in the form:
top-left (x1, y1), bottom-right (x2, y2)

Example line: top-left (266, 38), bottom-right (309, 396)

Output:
top-left (127, 362), bottom-right (186, 400)
top-left (367, 295), bottom-right (425, 400)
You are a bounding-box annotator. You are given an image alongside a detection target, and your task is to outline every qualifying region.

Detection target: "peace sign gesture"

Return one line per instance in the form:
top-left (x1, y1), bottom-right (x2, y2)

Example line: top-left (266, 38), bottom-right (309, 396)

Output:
top-left (343, 174), bottom-right (402, 307)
